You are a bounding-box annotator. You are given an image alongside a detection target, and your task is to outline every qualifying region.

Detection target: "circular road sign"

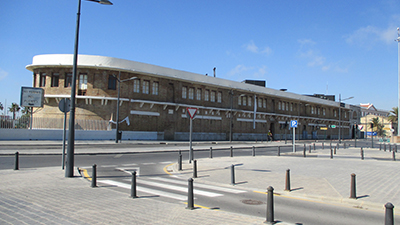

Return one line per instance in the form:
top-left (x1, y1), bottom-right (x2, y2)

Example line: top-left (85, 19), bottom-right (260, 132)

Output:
top-left (58, 98), bottom-right (71, 113)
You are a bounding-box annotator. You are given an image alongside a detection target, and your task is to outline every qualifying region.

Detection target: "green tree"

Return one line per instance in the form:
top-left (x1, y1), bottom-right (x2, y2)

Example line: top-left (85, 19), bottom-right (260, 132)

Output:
top-left (21, 107), bottom-right (31, 118)
top-left (388, 107), bottom-right (398, 135)
top-left (9, 103), bottom-right (20, 120)
top-left (371, 117), bottom-right (386, 137)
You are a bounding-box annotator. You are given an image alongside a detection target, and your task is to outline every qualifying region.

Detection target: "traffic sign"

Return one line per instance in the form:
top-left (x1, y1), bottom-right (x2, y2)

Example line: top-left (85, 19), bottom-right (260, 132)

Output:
top-left (330, 125), bottom-right (336, 128)
top-left (187, 107), bottom-right (197, 119)
top-left (58, 98), bottom-right (71, 113)
top-left (320, 127), bottom-right (328, 130)
top-left (290, 120), bottom-right (298, 128)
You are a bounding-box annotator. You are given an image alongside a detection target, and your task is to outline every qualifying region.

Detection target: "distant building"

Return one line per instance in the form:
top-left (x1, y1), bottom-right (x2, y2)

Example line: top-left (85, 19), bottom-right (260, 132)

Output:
top-left (26, 54), bottom-right (359, 141)
top-left (306, 94), bottom-right (336, 101)
top-left (359, 103), bottom-right (392, 138)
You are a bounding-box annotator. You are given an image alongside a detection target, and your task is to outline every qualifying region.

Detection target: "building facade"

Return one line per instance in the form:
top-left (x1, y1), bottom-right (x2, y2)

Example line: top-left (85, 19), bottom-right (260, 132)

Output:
top-left (26, 54), bottom-right (359, 141)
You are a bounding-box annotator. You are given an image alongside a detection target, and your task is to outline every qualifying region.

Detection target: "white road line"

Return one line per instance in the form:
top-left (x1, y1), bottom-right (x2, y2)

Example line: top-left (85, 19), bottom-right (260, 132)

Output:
top-left (116, 167), bottom-right (140, 176)
top-left (98, 180), bottom-right (187, 201)
top-left (100, 165), bottom-right (118, 168)
top-left (142, 162), bottom-right (156, 165)
top-left (137, 179), bottom-right (222, 197)
top-left (149, 177), bottom-right (246, 194)
top-left (160, 161), bottom-right (173, 164)
top-left (121, 163), bottom-right (138, 166)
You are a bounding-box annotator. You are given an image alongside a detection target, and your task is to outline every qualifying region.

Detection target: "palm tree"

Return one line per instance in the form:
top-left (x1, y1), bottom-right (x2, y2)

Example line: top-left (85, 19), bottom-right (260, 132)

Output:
top-left (371, 117), bottom-right (385, 137)
top-left (0, 102), bottom-right (3, 111)
top-left (21, 107), bottom-right (31, 118)
top-left (9, 103), bottom-right (20, 120)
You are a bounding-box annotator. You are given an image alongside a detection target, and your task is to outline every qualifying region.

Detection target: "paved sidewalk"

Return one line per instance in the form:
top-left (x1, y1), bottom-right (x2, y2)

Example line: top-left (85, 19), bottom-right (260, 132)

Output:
top-left (0, 167), bottom-right (293, 224)
top-left (170, 146), bottom-right (400, 212)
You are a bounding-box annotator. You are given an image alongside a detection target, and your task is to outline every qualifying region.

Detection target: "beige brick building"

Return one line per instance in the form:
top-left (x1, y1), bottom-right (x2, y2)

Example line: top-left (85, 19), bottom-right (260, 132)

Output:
top-left (26, 54), bottom-right (359, 141)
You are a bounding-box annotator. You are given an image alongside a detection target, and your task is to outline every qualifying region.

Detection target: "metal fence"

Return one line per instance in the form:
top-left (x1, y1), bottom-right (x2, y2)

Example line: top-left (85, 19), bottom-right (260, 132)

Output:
top-left (0, 117), bottom-right (110, 130)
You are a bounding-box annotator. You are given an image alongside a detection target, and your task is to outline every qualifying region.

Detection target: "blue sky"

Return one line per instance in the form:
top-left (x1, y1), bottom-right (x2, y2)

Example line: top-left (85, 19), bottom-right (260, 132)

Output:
top-left (1, 0), bottom-right (400, 117)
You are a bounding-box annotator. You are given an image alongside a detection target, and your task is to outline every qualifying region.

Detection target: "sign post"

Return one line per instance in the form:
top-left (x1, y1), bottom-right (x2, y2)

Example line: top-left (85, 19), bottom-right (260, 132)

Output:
top-left (290, 120), bottom-right (298, 152)
top-left (187, 108), bottom-right (197, 163)
top-left (59, 98), bottom-right (71, 170)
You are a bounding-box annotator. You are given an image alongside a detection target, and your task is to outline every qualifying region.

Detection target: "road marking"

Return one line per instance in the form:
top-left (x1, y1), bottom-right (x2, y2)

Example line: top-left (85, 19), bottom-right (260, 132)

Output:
top-left (163, 163), bottom-right (174, 175)
top-left (116, 167), bottom-right (140, 176)
top-left (160, 161), bottom-right (173, 164)
top-left (100, 165), bottom-right (118, 168)
top-left (136, 179), bottom-right (223, 197)
top-left (142, 162), bottom-right (156, 165)
top-left (99, 180), bottom-right (187, 201)
top-left (121, 163), bottom-right (138, 166)
top-left (114, 154), bottom-right (123, 158)
top-left (149, 177), bottom-right (246, 194)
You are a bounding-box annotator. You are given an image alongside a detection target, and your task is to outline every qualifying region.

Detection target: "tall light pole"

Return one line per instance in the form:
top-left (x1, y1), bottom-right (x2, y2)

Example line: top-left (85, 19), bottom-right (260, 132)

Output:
top-left (114, 73), bottom-right (137, 143)
top-left (396, 28), bottom-right (400, 137)
top-left (338, 94), bottom-right (354, 144)
top-left (65, 0), bottom-right (113, 177)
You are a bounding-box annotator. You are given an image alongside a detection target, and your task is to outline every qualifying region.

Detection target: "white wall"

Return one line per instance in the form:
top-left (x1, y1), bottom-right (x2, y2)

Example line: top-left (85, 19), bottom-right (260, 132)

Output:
top-left (0, 129), bottom-right (163, 140)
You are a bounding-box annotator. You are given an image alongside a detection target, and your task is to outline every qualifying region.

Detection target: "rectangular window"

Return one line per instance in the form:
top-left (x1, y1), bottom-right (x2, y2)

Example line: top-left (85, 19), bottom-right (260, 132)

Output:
top-left (143, 80), bottom-right (149, 94)
top-left (108, 75), bottom-right (117, 90)
top-left (79, 74), bottom-right (87, 90)
top-left (334, 110), bottom-right (337, 117)
top-left (278, 102), bottom-right (281, 110)
top-left (133, 80), bottom-right (140, 93)
top-left (196, 89), bottom-right (201, 101)
top-left (282, 102), bottom-right (285, 111)
top-left (286, 103), bottom-right (289, 111)
top-left (39, 73), bottom-right (46, 87)
top-left (205, 90), bottom-right (209, 101)
top-left (290, 103), bottom-right (293, 111)
top-left (182, 86), bottom-right (187, 99)
top-left (249, 97), bottom-right (252, 107)
top-left (189, 88), bottom-right (194, 100)
top-left (258, 98), bottom-right (262, 108)
top-left (65, 73), bottom-right (72, 87)
top-left (323, 108), bottom-right (326, 116)
top-left (51, 73), bottom-right (59, 87)
top-left (243, 96), bottom-right (247, 106)
top-left (217, 92), bottom-right (222, 103)
top-left (238, 96), bottom-right (242, 105)
top-left (210, 91), bottom-right (216, 102)
top-left (263, 99), bottom-right (267, 108)
top-left (152, 82), bottom-right (159, 95)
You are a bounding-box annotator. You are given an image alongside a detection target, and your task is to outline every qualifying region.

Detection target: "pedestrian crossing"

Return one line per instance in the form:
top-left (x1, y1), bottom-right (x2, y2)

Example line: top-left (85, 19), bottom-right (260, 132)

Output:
top-left (98, 175), bottom-right (246, 202)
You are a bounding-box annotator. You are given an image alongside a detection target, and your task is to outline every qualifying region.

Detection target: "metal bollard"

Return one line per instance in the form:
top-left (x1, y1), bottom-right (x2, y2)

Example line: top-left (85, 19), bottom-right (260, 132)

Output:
top-left (209, 147), bottom-right (213, 158)
top-left (14, 152), bottom-right (19, 170)
top-left (330, 147), bottom-right (333, 159)
top-left (303, 148), bottom-right (306, 157)
top-left (91, 164), bottom-right (97, 188)
top-left (277, 146), bottom-right (280, 156)
top-left (193, 160), bottom-right (197, 178)
top-left (252, 146), bottom-right (255, 157)
top-left (231, 164), bottom-right (235, 185)
top-left (350, 173), bottom-right (356, 199)
top-left (380, 144), bottom-right (382, 151)
top-left (266, 186), bottom-right (275, 224)
top-left (389, 144), bottom-right (392, 152)
top-left (309, 145), bottom-right (312, 153)
top-left (361, 147), bottom-right (364, 160)
top-left (384, 144), bottom-right (387, 152)
top-left (393, 151), bottom-right (396, 161)
top-left (285, 169), bottom-right (291, 192)
top-left (178, 154), bottom-right (183, 171)
top-left (313, 143), bottom-right (316, 150)
top-left (186, 178), bottom-right (194, 210)
top-left (130, 171), bottom-right (137, 198)
top-left (385, 202), bottom-right (394, 225)
top-left (334, 146), bottom-right (337, 155)
top-left (230, 146), bottom-right (233, 157)
top-left (322, 142), bottom-right (324, 149)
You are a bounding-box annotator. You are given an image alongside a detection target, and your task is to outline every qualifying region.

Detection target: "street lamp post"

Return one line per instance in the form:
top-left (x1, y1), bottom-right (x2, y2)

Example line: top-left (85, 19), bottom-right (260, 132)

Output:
top-left (338, 94), bottom-right (354, 144)
top-left (65, 0), bottom-right (113, 178)
top-left (114, 73), bottom-right (137, 143)
top-left (396, 28), bottom-right (400, 137)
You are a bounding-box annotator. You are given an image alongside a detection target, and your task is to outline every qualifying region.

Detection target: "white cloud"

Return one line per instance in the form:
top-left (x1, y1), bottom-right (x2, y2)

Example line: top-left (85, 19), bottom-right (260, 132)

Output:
top-left (345, 25), bottom-right (397, 46)
top-left (243, 40), bottom-right (272, 55)
top-left (227, 64), bottom-right (253, 77)
top-left (0, 68), bottom-right (8, 81)
top-left (253, 65), bottom-right (268, 78)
